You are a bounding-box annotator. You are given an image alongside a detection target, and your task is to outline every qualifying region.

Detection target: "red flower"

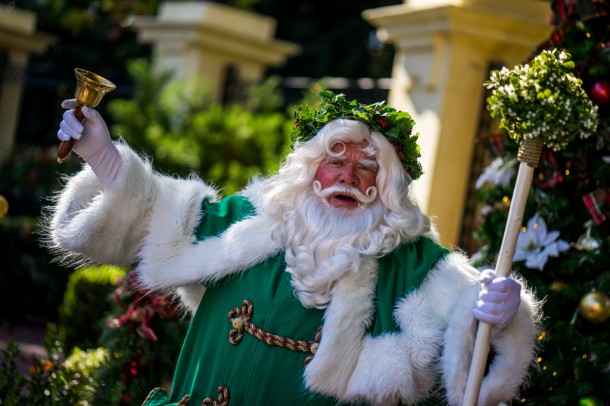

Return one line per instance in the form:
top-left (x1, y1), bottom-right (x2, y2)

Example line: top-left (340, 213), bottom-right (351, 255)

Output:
top-left (380, 119), bottom-right (388, 128)
top-left (398, 152), bottom-right (405, 158)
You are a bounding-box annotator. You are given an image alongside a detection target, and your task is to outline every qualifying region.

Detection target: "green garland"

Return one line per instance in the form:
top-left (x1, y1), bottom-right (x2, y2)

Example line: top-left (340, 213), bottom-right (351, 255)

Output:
top-left (485, 49), bottom-right (599, 151)
top-left (291, 90), bottom-right (423, 180)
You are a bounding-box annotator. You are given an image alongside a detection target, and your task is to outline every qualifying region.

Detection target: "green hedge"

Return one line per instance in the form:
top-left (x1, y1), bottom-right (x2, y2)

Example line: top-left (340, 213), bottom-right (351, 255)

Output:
top-left (59, 265), bottom-right (126, 351)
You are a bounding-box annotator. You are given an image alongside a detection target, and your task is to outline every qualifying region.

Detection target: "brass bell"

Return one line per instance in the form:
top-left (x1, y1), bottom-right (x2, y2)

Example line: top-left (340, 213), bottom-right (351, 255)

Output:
top-left (57, 68), bottom-right (116, 163)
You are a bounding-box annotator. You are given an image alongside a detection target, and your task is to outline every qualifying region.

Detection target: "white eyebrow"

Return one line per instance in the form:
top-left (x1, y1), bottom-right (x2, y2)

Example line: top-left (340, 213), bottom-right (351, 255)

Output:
top-left (324, 156), bottom-right (378, 167)
top-left (359, 158), bottom-right (379, 169)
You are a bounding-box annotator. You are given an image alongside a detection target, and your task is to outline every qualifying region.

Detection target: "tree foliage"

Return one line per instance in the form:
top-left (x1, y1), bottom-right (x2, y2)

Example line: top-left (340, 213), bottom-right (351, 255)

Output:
top-left (473, 1), bottom-right (610, 403)
top-left (107, 60), bottom-right (294, 194)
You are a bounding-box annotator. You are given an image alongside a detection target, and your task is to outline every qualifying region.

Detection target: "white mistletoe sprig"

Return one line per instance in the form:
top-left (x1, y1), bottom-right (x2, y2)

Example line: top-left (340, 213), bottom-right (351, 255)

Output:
top-left (485, 49), bottom-right (599, 151)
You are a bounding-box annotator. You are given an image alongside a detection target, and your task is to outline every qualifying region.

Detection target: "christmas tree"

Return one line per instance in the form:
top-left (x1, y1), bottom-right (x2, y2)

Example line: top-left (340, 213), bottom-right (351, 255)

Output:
top-left (473, 1), bottom-right (610, 404)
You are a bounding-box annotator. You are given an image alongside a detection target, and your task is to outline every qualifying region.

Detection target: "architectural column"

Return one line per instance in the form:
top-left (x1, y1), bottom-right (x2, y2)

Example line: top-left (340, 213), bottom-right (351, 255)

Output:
top-left (363, 0), bottom-right (551, 246)
top-left (0, 5), bottom-right (55, 163)
top-left (131, 1), bottom-right (300, 102)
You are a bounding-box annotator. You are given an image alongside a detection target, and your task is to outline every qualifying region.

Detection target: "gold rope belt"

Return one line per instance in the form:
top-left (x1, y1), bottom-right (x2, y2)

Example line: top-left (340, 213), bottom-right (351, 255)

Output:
top-left (202, 385), bottom-right (229, 406)
top-left (228, 299), bottom-right (322, 366)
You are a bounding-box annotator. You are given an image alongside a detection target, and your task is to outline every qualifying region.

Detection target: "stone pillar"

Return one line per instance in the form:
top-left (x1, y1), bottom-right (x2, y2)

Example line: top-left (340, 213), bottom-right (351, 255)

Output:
top-left (0, 5), bottom-right (55, 163)
top-left (363, 0), bottom-right (550, 246)
top-left (131, 1), bottom-right (300, 101)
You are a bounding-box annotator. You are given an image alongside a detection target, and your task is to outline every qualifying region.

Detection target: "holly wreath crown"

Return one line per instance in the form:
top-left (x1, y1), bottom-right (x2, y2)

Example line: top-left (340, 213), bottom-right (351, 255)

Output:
top-left (290, 90), bottom-right (423, 180)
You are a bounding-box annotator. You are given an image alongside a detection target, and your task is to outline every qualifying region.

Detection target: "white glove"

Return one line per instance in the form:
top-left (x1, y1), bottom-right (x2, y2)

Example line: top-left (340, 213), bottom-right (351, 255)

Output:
top-left (58, 99), bottom-right (123, 188)
top-left (472, 269), bottom-right (521, 329)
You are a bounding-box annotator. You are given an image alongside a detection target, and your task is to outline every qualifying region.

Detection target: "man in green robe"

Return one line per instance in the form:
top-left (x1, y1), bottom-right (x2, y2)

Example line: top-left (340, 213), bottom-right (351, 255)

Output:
top-left (48, 92), bottom-right (540, 405)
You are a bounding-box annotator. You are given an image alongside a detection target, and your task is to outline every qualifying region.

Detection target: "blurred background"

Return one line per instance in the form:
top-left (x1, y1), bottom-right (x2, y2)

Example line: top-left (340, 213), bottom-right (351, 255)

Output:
top-left (0, 0), bottom-right (609, 404)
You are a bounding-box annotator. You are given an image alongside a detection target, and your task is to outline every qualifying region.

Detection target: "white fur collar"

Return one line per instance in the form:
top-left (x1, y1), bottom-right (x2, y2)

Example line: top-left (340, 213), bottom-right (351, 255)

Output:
top-left (304, 255), bottom-right (378, 398)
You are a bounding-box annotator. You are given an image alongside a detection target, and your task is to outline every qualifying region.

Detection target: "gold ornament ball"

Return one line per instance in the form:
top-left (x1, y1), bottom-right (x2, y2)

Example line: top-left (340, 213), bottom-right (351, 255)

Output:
top-left (0, 195), bottom-right (8, 218)
top-left (579, 292), bottom-right (610, 324)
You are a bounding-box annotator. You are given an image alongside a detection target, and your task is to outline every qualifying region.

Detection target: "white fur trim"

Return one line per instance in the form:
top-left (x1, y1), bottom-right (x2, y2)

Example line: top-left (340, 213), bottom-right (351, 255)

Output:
top-left (442, 276), bottom-right (541, 405)
top-left (174, 284), bottom-right (206, 315)
top-left (342, 252), bottom-right (471, 405)
top-left (134, 176), bottom-right (286, 312)
top-left (136, 191), bottom-right (282, 291)
top-left (338, 252), bottom-right (540, 405)
top-left (427, 253), bottom-right (542, 406)
top-left (303, 256), bottom-right (377, 400)
top-left (47, 144), bottom-right (160, 265)
top-left (345, 332), bottom-right (438, 405)
top-left (239, 180), bottom-right (263, 211)
top-left (476, 295), bottom-right (540, 406)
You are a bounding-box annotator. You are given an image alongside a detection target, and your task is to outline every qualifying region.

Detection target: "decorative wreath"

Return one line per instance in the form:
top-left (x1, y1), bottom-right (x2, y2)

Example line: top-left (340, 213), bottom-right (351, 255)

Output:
top-left (291, 90), bottom-right (423, 180)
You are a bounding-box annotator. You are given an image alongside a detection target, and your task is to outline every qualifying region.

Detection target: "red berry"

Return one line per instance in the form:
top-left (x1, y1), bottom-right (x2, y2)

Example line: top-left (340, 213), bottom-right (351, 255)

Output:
top-left (590, 81), bottom-right (610, 106)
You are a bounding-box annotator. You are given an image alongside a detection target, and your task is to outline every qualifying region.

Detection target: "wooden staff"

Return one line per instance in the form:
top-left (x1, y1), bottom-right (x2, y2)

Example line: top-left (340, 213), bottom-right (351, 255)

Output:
top-left (461, 137), bottom-right (544, 405)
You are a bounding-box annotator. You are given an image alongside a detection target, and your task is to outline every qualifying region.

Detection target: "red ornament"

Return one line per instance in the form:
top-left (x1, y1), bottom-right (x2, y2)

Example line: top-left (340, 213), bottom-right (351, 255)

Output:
top-left (589, 81), bottom-right (610, 106)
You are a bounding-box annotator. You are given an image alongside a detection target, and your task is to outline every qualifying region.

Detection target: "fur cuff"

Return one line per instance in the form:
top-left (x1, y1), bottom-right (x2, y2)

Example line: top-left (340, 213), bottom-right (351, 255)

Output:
top-left (342, 252), bottom-right (476, 405)
top-left (45, 144), bottom-right (159, 266)
top-left (441, 267), bottom-right (542, 405)
top-left (344, 332), bottom-right (438, 405)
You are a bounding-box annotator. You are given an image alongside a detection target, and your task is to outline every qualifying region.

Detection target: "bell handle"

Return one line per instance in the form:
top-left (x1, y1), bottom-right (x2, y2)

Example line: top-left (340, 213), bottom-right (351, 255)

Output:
top-left (57, 105), bottom-right (84, 163)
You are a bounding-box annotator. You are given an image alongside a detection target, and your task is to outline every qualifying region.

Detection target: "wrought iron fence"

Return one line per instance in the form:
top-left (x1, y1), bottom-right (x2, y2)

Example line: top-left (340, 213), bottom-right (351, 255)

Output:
top-left (220, 64), bottom-right (391, 107)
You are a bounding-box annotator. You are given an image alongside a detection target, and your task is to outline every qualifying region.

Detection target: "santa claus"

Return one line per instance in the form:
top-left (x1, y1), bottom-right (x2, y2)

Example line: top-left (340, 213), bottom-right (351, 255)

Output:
top-left (46, 91), bottom-right (540, 405)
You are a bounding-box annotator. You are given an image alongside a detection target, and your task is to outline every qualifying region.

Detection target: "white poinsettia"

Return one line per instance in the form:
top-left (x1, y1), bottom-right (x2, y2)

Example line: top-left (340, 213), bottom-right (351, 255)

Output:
top-left (513, 212), bottom-right (570, 270)
top-left (475, 157), bottom-right (517, 189)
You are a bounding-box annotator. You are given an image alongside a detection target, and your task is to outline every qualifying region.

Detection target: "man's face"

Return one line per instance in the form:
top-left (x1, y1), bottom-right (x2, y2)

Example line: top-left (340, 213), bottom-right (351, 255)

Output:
top-left (314, 142), bottom-right (378, 210)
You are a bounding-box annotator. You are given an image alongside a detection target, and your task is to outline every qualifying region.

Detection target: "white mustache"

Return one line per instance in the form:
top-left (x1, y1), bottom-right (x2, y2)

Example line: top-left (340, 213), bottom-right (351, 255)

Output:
top-left (312, 181), bottom-right (378, 205)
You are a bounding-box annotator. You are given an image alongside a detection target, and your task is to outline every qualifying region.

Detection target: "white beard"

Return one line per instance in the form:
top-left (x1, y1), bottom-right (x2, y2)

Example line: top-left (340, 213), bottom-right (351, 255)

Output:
top-left (279, 189), bottom-right (388, 309)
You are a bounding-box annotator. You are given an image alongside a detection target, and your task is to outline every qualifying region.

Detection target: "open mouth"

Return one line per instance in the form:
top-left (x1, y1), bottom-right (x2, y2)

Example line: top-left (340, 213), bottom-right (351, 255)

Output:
top-left (328, 193), bottom-right (361, 209)
top-left (333, 193), bottom-right (357, 203)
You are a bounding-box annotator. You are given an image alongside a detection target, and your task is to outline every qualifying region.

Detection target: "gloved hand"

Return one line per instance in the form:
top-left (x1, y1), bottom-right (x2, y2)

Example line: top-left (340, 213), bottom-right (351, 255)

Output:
top-left (472, 269), bottom-right (521, 329)
top-left (58, 99), bottom-right (123, 188)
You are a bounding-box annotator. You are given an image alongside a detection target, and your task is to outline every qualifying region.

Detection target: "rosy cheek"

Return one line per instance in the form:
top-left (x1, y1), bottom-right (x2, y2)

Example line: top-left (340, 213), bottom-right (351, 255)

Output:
top-left (362, 175), bottom-right (376, 191)
top-left (314, 169), bottom-right (331, 188)
top-left (320, 177), bottom-right (334, 189)
top-left (318, 164), bottom-right (338, 178)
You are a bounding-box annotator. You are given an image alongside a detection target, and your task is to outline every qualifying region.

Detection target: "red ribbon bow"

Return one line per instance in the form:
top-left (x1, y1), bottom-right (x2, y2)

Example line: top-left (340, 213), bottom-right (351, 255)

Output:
top-left (583, 188), bottom-right (610, 225)
top-left (106, 272), bottom-right (178, 341)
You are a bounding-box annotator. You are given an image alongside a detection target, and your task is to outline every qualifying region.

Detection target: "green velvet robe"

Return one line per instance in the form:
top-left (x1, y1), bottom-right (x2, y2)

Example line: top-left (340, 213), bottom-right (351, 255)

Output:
top-left (143, 195), bottom-right (449, 406)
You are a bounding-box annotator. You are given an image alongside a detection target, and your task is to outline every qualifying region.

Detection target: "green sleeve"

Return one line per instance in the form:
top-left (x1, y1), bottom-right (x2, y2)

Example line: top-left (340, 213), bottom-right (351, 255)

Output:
top-left (193, 195), bottom-right (255, 240)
